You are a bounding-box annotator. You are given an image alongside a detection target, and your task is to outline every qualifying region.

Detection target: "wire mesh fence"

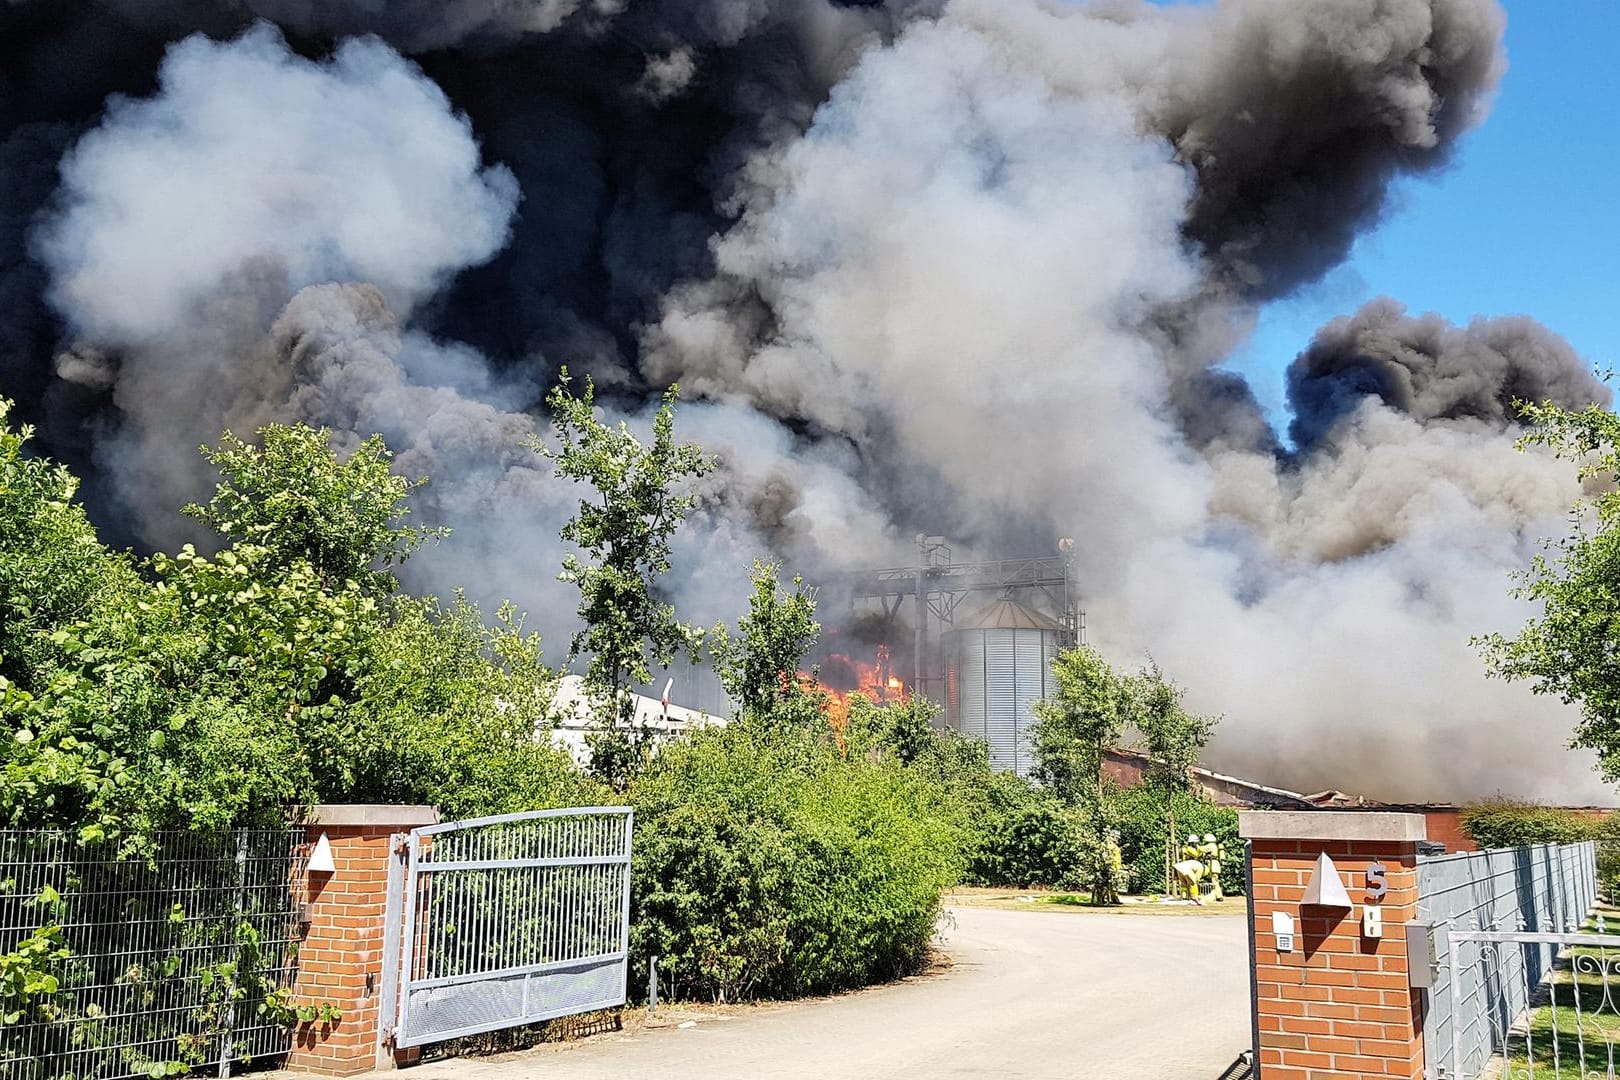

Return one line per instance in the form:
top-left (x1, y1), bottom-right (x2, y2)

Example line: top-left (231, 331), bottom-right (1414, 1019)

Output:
top-left (0, 829), bottom-right (302, 1080)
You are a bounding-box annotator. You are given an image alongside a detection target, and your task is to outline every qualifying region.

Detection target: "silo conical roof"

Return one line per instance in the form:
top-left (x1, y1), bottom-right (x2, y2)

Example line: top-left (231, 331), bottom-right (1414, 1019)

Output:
top-left (951, 597), bottom-right (1066, 633)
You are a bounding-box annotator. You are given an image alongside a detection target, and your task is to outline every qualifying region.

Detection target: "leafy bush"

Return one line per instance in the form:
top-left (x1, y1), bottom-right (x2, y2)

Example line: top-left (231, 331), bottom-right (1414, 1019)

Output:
top-left (947, 765), bottom-right (1242, 897)
top-left (629, 720), bottom-right (963, 1002)
top-left (848, 706), bottom-right (1100, 892)
top-left (1113, 785), bottom-right (1243, 896)
top-left (958, 776), bottom-right (1090, 889)
top-left (0, 924), bottom-right (69, 1025)
top-left (0, 401), bottom-right (135, 689)
top-left (1460, 800), bottom-right (1600, 849)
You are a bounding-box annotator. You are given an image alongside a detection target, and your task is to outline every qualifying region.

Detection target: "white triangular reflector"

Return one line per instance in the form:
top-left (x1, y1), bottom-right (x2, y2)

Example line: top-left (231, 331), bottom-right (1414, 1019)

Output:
top-left (308, 832), bottom-right (336, 874)
top-left (1301, 851), bottom-right (1353, 909)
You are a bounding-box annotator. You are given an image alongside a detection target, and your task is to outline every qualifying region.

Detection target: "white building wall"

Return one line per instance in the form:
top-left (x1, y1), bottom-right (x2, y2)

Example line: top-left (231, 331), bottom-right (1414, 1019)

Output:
top-left (548, 674), bottom-right (724, 766)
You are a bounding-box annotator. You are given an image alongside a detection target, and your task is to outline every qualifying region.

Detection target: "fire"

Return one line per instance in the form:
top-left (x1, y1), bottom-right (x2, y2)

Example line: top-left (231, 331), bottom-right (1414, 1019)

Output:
top-left (799, 644), bottom-right (908, 733)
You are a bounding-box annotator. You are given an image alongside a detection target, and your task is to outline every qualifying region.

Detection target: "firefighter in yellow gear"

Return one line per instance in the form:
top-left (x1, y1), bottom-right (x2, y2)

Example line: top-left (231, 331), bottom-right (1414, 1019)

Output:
top-left (1172, 832), bottom-right (1228, 903)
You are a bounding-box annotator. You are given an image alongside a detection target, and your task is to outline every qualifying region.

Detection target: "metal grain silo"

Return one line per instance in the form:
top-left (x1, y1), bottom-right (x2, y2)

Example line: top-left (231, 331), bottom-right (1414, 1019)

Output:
top-left (944, 598), bottom-right (1063, 776)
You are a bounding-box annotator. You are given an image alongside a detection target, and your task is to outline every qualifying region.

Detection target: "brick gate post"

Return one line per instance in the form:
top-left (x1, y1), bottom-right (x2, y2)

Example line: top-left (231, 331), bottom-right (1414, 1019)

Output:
top-left (284, 804), bottom-right (439, 1076)
top-left (1241, 811), bottom-right (1427, 1080)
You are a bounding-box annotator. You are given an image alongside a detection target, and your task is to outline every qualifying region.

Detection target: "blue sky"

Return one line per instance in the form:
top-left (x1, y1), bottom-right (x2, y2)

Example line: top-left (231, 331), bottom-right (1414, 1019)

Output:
top-left (1228, 0), bottom-right (1620, 429)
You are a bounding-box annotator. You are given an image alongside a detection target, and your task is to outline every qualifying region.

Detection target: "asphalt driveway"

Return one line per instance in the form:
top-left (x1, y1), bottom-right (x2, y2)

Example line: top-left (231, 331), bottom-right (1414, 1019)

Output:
top-left (348, 904), bottom-right (1251, 1079)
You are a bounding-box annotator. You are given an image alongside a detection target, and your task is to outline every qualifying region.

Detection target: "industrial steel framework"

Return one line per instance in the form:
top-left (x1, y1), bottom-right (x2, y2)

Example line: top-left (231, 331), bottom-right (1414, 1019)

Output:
top-left (831, 537), bottom-right (1084, 701)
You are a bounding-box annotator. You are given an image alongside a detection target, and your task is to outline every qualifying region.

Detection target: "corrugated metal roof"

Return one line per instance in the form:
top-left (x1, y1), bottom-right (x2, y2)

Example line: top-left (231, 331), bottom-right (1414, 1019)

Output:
top-left (949, 597), bottom-right (1066, 633)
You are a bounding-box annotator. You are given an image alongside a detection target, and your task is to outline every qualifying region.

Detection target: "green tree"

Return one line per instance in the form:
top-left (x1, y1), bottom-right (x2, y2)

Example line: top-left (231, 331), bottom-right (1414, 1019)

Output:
top-left (532, 370), bottom-right (715, 786)
top-left (1130, 662), bottom-right (1217, 897)
top-left (1033, 648), bottom-right (1128, 803)
top-left (1, 418), bottom-right (591, 848)
top-left (711, 562), bottom-right (822, 726)
top-left (1032, 647), bottom-right (1130, 903)
top-left (845, 694), bottom-right (939, 766)
top-left (1477, 400), bottom-right (1620, 782)
top-left (183, 424), bottom-right (444, 593)
top-left (0, 400), bottom-right (132, 688)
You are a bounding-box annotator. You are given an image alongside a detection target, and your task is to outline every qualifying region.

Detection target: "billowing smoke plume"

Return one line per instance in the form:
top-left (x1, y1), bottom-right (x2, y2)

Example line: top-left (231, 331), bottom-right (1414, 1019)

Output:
top-left (34, 26), bottom-right (521, 550)
top-left (2, 0), bottom-right (1610, 800)
top-left (1289, 298), bottom-right (1608, 448)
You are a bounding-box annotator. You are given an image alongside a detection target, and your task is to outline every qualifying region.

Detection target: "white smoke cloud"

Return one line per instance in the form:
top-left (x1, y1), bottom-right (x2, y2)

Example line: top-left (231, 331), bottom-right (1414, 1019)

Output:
top-left (37, 25), bottom-right (522, 542)
top-left (648, 18), bottom-right (1210, 569)
top-left (39, 24), bottom-right (518, 344)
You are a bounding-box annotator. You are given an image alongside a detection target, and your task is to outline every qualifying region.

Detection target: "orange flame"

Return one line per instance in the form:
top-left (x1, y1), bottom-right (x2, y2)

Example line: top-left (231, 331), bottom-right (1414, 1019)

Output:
top-left (799, 644), bottom-right (908, 735)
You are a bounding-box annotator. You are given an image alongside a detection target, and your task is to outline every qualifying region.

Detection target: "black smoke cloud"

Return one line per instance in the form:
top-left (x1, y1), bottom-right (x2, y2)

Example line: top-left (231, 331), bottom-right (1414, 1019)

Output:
top-left (0, 0), bottom-right (1612, 800)
top-left (1288, 297), bottom-right (1609, 449)
top-left (1157, 0), bottom-right (1506, 300)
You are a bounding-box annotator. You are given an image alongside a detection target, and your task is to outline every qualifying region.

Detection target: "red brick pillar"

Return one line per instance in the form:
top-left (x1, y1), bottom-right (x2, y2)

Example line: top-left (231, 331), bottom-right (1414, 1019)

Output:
top-left (1241, 811), bottom-right (1427, 1080)
top-left (285, 805), bottom-right (438, 1076)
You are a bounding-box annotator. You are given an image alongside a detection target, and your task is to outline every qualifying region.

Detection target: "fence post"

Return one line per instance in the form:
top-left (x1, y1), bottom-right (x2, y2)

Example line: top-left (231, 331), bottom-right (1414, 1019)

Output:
top-left (375, 833), bottom-right (409, 1071)
top-left (285, 805), bottom-right (438, 1077)
top-left (216, 828), bottom-right (251, 1078)
top-left (1242, 811), bottom-right (1428, 1080)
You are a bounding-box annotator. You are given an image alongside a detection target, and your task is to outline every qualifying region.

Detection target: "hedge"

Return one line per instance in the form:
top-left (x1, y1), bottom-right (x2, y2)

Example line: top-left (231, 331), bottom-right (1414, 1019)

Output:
top-left (628, 721), bottom-right (964, 1002)
top-left (1460, 801), bottom-right (1601, 849)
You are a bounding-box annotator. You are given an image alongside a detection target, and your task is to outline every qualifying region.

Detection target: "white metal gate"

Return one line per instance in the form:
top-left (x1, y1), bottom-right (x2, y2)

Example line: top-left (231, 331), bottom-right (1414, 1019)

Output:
top-left (380, 807), bottom-right (633, 1050)
top-left (1440, 927), bottom-right (1620, 1078)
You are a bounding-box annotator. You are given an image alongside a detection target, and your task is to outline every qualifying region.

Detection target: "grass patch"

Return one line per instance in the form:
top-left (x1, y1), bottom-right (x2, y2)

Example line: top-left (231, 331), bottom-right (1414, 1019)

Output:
top-left (945, 886), bottom-right (1246, 916)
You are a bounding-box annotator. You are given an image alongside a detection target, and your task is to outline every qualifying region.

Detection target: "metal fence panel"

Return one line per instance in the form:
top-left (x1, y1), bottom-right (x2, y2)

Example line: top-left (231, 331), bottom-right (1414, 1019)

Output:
top-left (0, 829), bottom-right (300, 1080)
top-left (388, 807), bottom-right (632, 1049)
top-left (1419, 841), bottom-right (1599, 1079)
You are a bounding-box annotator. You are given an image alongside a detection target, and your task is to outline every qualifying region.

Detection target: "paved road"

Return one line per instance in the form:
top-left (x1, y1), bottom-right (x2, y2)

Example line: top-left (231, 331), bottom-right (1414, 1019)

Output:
top-left (382, 906), bottom-right (1251, 1080)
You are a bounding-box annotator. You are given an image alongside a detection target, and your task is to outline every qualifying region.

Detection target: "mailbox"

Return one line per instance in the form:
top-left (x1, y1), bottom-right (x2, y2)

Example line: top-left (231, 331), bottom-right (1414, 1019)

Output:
top-left (1404, 921), bottom-right (1438, 988)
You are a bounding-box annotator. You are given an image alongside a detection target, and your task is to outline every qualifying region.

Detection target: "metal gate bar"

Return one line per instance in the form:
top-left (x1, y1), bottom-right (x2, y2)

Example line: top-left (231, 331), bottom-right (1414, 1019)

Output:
top-left (1444, 927), bottom-right (1620, 1079)
top-left (382, 807), bottom-right (633, 1050)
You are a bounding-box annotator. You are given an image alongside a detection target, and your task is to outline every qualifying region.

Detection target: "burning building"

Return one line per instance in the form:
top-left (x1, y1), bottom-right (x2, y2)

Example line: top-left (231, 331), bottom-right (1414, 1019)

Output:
top-left (810, 645), bottom-right (908, 731)
top-left (815, 537), bottom-right (1080, 774)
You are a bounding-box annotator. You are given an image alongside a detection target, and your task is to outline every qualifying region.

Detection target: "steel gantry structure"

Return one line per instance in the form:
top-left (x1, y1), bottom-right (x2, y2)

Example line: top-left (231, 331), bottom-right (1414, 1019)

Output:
top-left (829, 538), bottom-right (1085, 702)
